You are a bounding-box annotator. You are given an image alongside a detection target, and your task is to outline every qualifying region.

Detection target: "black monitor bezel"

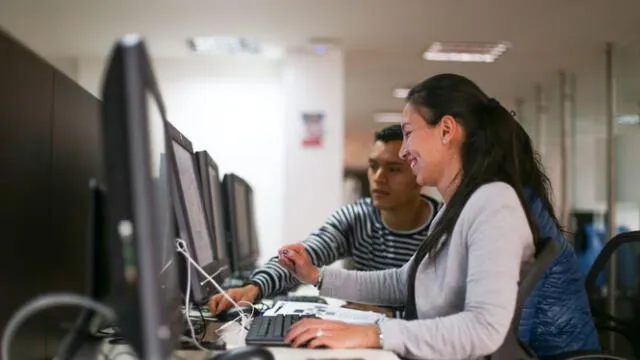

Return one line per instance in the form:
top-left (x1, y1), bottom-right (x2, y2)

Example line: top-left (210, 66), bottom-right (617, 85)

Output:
top-left (222, 173), bottom-right (259, 273)
top-left (195, 151), bottom-right (231, 281)
top-left (166, 122), bottom-right (226, 301)
top-left (245, 183), bottom-right (261, 262)
top-left (100, 35), bottom-right (181, 359)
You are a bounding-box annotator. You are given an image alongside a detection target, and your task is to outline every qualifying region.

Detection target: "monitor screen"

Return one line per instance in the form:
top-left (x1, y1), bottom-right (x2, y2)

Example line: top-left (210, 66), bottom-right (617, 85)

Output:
top-left (208, 165), bottom-right (228, 261)
top-left (234, 181), bottom-right (252, 257)
top-left (148, 95), bottom-right (177, 305)
top-left (247, 188), bottom-right (260, 256)
top-left (172, 141), bottom-right (214, 267)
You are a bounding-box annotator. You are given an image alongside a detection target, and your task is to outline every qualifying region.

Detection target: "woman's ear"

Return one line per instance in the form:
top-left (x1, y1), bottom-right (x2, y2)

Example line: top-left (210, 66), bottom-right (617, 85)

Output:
top-left (439, 115), bottom-right (457, 144)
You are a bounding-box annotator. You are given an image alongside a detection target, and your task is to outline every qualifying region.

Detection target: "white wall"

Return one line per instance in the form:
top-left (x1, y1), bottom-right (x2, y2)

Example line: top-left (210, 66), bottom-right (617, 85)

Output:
top-left (281, 50), bottom-right (345, 243)
top-left (70, 52), bottom-right (345, 263)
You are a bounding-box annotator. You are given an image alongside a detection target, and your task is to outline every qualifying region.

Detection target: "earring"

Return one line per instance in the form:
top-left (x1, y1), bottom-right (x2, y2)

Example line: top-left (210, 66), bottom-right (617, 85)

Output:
top-left (441, 138), bottom-right (448, 144)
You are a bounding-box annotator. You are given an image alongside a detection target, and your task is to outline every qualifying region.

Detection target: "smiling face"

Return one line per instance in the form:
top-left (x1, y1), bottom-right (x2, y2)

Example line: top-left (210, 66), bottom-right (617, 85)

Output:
top-left (399, 103), bottom-right (462, 188)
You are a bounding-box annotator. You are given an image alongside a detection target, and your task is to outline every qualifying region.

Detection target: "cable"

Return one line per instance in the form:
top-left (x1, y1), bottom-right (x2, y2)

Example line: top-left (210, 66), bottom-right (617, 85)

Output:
top-left (1, 293), bottom-right (116, 360)
top-left (176, 240), bottom-right (250, 313)
top-left (196, 304), bottom-right (207, 342)
top-left (100, 348), bottom-right (138, 360)
top-left (175, 240), bottom-right (257, 321)
top-left (175, 239), bottom-right (256, 340)
top-left (179, 243), bottom-right (210, 353)
top-left (199, 265), bottom-right (228, 287)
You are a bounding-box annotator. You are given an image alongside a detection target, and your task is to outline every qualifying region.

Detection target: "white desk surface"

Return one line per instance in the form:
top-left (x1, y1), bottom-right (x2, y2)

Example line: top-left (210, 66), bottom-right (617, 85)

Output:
top-left (102, 320), bottom-right (398, 360)
top-left (100, 287), bottom-right (399, 360)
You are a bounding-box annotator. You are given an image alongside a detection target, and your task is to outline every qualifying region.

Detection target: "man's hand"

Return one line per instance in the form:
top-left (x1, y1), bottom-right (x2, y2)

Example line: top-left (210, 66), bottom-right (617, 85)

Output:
top-left (277, 244), bottom-right (320, 285)
top-left (208, 284), bottom-right (261, 315)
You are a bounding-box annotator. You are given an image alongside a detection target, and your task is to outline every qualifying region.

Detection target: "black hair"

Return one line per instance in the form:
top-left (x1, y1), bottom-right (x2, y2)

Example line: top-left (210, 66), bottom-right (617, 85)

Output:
top-left (403, 73), bottom-right (556, 319)
top-left (513, 120), bottom-right (564, 233)
top-left (374, 124), bottom-right (403, 143)
top-left (405, 73), bottom-right (555, 265)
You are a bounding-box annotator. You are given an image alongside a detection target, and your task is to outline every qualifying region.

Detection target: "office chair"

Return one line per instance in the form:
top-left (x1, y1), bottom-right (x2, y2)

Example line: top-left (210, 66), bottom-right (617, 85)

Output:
top-left (489, 237), bottom-right (559, 360)
top-left (542, 231), bottom-right (640, 360)
top-left (577, 224), bottom-right (606, 286)
top-left (583, 231), bottom-right (640, 359)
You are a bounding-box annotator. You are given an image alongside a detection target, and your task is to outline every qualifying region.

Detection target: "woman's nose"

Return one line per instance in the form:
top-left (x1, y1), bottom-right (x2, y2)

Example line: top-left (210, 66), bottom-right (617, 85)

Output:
top-left (399, 142), bottom-right (409, 159)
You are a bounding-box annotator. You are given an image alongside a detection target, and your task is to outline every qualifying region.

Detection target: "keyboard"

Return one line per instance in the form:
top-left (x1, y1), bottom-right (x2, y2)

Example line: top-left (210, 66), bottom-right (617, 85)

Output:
top-left (245, 314), bottom-right (318, 346)
top-left (271, 295), bottom-right (328, 305)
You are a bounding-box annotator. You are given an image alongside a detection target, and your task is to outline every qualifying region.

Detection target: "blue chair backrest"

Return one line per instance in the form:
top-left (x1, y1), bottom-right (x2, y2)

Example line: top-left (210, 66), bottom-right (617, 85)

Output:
top-left (614, 226), bottom-right (638, 294)
top-left (577, 224), bottom-right (605, 287)
top-left (586, 225), bottom-right (638, 294)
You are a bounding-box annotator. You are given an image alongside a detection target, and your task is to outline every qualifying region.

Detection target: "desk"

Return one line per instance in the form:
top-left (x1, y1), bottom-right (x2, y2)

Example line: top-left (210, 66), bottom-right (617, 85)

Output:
top-left (101, 317), bottom-right (398, 360)
top-left (100, 286), bottom-right (399, 359)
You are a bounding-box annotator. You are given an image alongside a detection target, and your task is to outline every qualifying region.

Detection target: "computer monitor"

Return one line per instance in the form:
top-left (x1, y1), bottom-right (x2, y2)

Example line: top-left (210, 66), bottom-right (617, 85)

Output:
top-left (246, 185), bottom-right (261, 260)
top-left (222, 174), bottom-right (258, 273)
top-left (195, 151), bottom-right (231, 280)
top-left (99, 35), bottom-right (182, 359)
top-left (167, 122), bottom-right (226, 303)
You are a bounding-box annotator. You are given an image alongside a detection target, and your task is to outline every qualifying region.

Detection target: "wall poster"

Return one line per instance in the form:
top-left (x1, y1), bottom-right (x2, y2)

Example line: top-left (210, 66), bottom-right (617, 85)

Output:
top-left (301, 112), bottom-right (324, 148)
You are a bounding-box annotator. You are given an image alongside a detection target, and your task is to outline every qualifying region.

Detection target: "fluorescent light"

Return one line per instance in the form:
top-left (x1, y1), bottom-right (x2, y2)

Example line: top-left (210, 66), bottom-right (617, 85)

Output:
top-left (374, 112), bottom-right (403, 123)
top-left (617, 114), bottom-right (640, 124)
top-left (188, 36), bottom-right (263, 56)
top-left (423, 41), bottom-right (511, 63)
top-left (392, 88), bottom-right (410, 99)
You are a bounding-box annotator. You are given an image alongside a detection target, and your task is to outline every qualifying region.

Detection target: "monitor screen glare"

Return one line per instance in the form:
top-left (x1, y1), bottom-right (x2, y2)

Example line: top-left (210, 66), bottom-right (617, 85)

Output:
top-left (172, 142), bottom-right (214, 266)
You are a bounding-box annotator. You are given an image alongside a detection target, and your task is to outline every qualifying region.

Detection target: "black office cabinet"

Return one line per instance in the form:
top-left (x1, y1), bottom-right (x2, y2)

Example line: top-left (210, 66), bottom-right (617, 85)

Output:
top-left (0, 28), bottom-right (102, 359)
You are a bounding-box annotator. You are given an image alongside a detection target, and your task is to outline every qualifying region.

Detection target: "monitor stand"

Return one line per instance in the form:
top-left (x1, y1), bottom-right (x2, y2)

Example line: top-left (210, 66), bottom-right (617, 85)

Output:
top-left (54, 180), bottom-right (109, 360)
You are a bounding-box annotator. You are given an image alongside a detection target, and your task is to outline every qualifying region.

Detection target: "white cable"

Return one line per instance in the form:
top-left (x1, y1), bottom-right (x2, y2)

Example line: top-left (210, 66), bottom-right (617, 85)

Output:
top-left (175, 239), bottom-right (256, 335)
top-left (199, 265), bottom-right (228, 286)
top-left (176, 239), bottom-right (257, 351)
top-left (175, 240), bottom-right (250, 318)
top-left (180, 246), bottom-right (210, 353)
top-left (1, 293), bottom-right (116, 360)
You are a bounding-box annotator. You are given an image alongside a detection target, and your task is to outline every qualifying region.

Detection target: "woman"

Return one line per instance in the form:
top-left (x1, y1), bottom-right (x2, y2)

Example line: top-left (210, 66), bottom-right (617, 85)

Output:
top-left (279, 74), bottom-right (539, 359)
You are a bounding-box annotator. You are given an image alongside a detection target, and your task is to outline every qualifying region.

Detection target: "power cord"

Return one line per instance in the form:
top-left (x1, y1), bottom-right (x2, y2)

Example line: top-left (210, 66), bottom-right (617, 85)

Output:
top-left (179, 239), bottom-right (209, 353)
top-left (196, 304), bottom-right (207, 342)
top-left (1, 293), bottom-right (117, 360)
top-left (175, 239), bottom-right (257, 347)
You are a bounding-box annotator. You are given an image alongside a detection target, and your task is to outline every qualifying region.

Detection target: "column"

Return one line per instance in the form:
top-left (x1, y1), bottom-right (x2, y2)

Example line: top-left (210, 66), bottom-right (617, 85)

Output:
top-left (281, 48), bottom-right (345, 244)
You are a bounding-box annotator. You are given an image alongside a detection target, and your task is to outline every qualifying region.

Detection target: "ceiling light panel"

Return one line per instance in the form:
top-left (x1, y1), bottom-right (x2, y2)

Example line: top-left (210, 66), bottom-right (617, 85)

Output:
top-left (392, 88), bottom-right (410, 99)
top-left (423, 41), bottom-right (511, 63)
top-left (188, 36), bottom-right (266, 56)
top-left (374, 112), bottom-right (403, 123)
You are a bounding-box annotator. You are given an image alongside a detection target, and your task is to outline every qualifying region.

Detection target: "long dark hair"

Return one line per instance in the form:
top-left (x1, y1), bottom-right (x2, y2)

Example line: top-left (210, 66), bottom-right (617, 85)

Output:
top-left (513, 120), bottom-right (564, 234)
top-left (405, 74), bottom-right (541, 263)
top-left (403, 73), bottom-right (553, 319)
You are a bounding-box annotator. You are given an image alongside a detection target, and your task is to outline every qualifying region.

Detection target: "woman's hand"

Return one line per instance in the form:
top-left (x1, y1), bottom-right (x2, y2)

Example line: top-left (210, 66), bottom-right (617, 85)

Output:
top-left (277, 244), bottom-right (321, 285)
top-left (285, 318), bottom-right (381, 349)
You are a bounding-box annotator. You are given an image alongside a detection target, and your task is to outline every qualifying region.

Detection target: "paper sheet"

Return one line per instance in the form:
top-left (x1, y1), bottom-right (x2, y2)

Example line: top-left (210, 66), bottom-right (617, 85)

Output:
top-left (262, 301), bottom-right (387, 325)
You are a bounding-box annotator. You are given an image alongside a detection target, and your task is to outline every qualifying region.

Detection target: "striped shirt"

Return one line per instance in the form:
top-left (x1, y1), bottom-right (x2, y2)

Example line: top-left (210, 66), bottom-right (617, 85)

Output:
top-left (249, 195), bottom-right (441, 298)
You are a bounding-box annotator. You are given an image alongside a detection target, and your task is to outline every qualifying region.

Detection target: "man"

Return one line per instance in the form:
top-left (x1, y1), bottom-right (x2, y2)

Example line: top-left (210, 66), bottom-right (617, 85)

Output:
top-left (209, 124), bottom-right (440, 314)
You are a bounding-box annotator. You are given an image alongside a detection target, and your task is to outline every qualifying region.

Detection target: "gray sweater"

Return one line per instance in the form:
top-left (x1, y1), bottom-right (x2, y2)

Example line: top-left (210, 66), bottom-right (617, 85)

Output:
top-left (320, 182), bottom-right (535, 360)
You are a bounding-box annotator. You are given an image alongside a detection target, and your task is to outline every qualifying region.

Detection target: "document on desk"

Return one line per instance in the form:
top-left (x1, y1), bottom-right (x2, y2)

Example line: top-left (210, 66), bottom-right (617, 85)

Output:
top-left (263, 301), bottom-right (387, 325)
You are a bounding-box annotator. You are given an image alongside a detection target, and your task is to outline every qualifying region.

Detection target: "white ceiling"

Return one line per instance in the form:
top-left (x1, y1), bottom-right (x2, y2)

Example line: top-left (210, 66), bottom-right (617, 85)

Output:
top-left (1, 0), bottom-right (640, 130)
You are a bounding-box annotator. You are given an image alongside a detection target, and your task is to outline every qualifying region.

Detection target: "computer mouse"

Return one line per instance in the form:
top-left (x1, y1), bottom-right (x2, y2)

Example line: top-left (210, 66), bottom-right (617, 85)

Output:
top-left (211, 346), bottom-right (274, 360)
top-left (216, 305), bottom-right (257, 322)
